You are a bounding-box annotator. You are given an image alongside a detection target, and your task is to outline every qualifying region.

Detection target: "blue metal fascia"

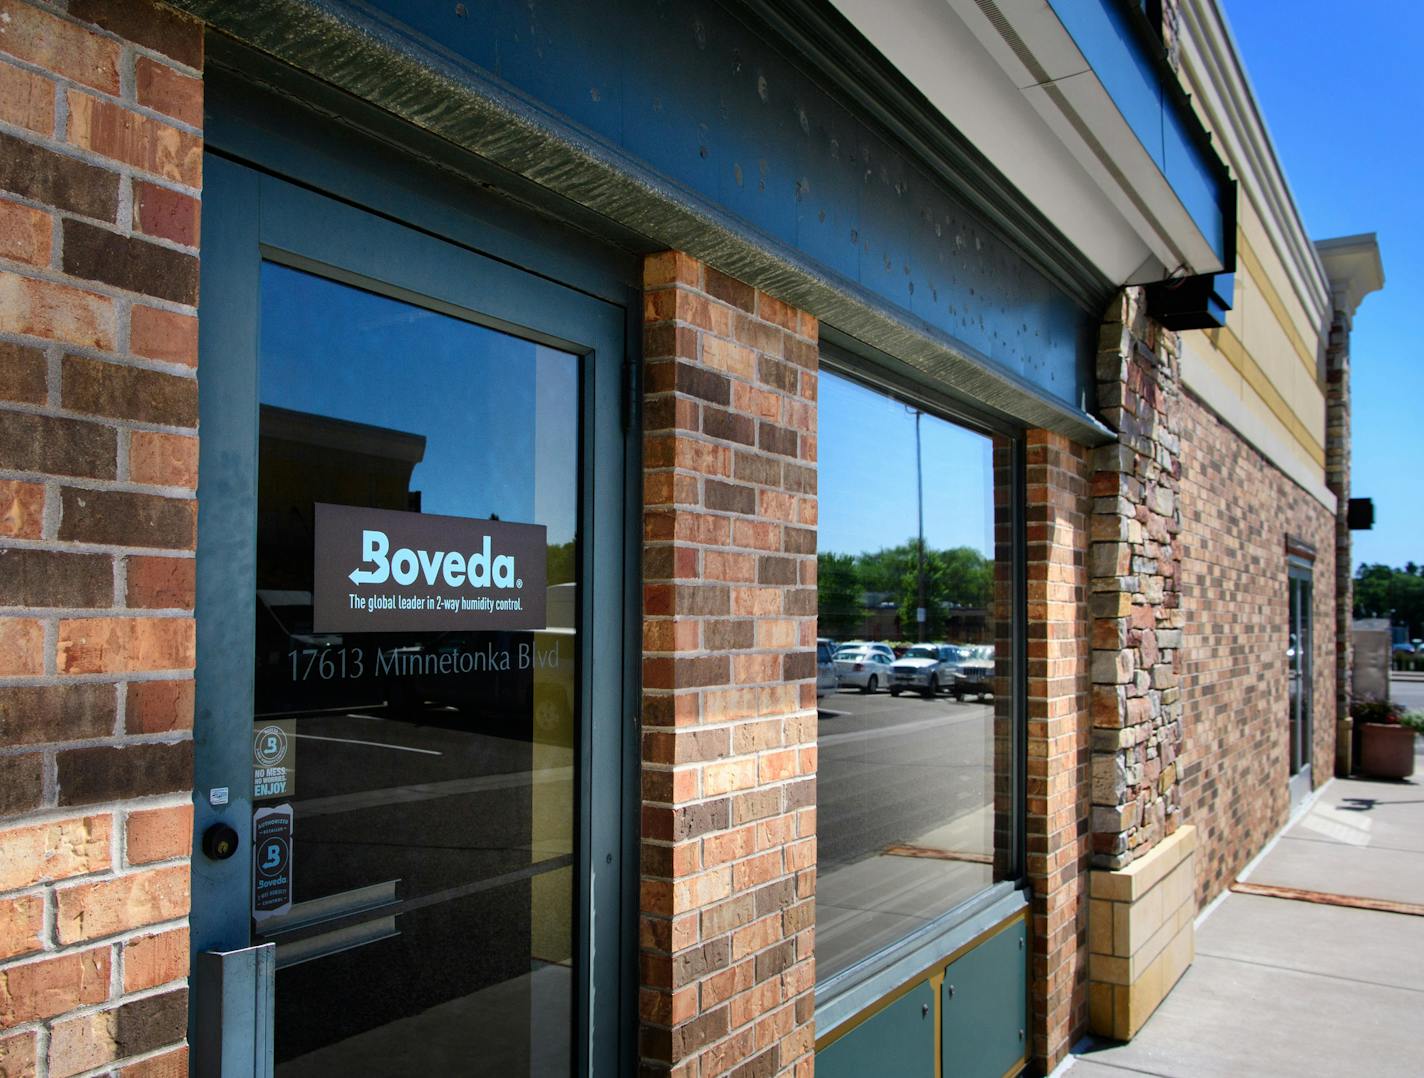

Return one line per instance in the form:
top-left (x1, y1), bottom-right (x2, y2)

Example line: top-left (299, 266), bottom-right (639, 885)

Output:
top-left (171, 0), bottom-right (1116, 441)
top-left (1048, 0), bottom-right (1235, 271)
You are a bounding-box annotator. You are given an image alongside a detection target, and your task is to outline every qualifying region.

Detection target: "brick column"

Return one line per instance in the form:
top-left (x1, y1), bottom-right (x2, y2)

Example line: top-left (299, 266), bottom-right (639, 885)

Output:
top-left (1022, 430), bottom-right (1092, 1071)
top-left (638, 253), bottom-right (818, 1078)
top-left (0, 3), bottom-right (202, 1075)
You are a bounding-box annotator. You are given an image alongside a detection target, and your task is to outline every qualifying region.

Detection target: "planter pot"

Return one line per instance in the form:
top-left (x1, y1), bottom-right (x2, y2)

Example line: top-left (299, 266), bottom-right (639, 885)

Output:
top-left (1359, 723), bottom-right (1417, 779)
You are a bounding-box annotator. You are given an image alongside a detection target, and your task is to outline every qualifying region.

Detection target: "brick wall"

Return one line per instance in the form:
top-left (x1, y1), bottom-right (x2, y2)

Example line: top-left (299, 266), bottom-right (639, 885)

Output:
top-left (1177, 390), bottom-right (1337, 906)
top-left (0, 2), bottom-right (202, 1074)
top-left (1022, 429), bottom-right (1093, 1072)
top-left (638, 253), bottom-right (818, 1078)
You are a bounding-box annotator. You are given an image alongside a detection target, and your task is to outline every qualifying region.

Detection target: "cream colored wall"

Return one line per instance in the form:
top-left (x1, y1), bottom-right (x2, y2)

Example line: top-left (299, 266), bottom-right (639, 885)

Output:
top-left (1177, 209), bottom-right (1331, 504)
top-left (1174, 29), bottom-right (1334, 510)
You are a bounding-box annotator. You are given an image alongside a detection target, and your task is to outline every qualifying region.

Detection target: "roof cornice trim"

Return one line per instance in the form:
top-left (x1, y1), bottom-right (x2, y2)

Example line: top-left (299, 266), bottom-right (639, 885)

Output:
top-left (1176, 0), bottom-right (1330, 323)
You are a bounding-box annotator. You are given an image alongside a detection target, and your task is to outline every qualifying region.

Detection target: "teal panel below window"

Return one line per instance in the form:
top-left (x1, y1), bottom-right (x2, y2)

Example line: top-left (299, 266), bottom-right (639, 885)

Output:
top-left (817, 982), bottom-right (936, 1078)
top-left (942, 920), bottom-right (1028, 1078)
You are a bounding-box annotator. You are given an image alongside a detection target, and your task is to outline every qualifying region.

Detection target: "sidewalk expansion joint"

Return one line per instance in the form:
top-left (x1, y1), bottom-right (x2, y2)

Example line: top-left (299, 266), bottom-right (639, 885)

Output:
top-left (1230, 880), bottom-right (1424, 917)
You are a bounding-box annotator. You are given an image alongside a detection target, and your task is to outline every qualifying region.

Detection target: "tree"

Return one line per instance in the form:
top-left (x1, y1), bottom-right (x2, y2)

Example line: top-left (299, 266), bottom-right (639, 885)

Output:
top-left (1355, 563), bottom-right (1424, 638)
top-left (897, 546), bottom-right (992, 639)
top-left (817, 552), bottom-right (864, 637)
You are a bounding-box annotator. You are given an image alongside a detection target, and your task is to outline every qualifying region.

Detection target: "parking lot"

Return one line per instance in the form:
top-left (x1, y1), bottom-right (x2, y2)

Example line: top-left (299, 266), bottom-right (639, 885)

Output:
top-left (817, 685), bottom-right (1000, 977)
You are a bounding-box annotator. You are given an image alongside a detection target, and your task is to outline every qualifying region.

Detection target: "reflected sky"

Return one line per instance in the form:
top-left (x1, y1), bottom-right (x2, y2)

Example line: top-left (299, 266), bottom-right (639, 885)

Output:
top-left (818, 371), bottom-right (993, 556)
top-left (260, 262), bottom-right (578, 546)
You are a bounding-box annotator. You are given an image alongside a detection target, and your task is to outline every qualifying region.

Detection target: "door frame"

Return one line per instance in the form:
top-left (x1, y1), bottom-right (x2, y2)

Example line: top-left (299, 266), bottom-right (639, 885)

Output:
top-left (1288, 553), bottom-right (1314, 807)
top-left (191, 138), bottom-right (637, 1073)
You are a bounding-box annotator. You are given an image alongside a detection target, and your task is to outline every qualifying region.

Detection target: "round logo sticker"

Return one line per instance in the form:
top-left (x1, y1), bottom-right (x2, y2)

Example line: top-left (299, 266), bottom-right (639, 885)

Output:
top-left (253, 725), bottom-right (289, 767)
top-left (256, 835), bottom-right (290, 878)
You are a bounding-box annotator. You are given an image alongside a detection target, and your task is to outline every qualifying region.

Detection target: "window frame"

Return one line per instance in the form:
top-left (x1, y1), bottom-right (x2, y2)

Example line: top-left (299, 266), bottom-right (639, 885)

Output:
top-left (813, 341), bottom-right (1029, 1034)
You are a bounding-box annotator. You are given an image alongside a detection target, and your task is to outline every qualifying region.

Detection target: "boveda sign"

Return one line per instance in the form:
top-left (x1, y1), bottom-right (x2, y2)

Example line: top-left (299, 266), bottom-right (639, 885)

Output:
top-left (312, 503), bottom-right (548, 632)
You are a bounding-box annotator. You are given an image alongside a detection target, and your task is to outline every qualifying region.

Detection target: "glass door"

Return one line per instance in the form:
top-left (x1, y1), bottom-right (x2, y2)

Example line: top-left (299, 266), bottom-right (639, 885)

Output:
top-left (1288, 561), bottom-right (1313, 800)
top-left (193, 158), bottom-right (629, 1075)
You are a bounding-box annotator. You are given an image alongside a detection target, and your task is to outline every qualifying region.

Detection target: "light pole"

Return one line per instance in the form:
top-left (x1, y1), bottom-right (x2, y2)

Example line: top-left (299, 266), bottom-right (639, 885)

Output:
top-left (914, 408), bottom-right (926, 642)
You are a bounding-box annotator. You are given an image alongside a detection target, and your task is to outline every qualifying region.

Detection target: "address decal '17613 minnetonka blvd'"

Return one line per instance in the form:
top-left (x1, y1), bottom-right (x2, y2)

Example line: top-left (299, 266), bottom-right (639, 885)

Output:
top-left (312, 503), bottom-right (548, 632)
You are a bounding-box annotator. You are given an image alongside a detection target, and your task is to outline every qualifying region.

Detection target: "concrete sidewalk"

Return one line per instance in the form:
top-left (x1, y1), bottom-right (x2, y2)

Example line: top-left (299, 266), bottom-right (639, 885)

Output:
top-left (1063, 737), bottom-right (1424, 1078)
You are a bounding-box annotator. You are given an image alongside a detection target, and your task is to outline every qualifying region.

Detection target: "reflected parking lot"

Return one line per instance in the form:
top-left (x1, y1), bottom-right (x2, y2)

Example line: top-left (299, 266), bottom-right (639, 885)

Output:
top-left (817, 687), bottom-right (998, 979)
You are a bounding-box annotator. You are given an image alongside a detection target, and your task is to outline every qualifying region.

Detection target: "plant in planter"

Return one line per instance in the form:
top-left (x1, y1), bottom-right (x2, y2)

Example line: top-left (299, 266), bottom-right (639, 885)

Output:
top-left (1352, 696), bottom-right (1417, 780)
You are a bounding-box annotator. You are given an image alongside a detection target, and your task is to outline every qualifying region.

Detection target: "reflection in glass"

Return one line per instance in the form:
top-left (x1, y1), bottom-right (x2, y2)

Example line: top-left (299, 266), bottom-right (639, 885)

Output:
top-left (1288, 569), bottom-right (1312, 775)
top-left (816, 371), bottom-right (1011, 980)
top-left (254, 262), bottom-right (577, 1074)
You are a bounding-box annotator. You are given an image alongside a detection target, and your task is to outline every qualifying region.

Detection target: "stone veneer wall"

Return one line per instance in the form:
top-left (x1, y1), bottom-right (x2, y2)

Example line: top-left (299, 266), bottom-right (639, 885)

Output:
top-left (0, 2), bottom-right (203, 1075)
top-left (1177, 390), bottom-right (1337, 906)
top-left (1088, 290), bottom-right (1186, 870)
top-left (638, 252), bottom-right (819, 1078)
top-left (1082, 288), bottom-right (1196, 1045)
top-left (1323, 305), bottom-right (1353, 772)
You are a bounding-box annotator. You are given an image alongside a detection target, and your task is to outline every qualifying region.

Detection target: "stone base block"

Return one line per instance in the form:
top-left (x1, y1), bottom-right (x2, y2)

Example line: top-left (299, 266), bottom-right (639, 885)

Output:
top-left (1087, 825), bottom-right (1196, 1041)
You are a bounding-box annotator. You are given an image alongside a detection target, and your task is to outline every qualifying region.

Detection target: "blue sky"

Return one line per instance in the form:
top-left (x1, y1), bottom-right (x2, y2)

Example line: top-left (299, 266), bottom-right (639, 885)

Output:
top-left (1223, 1), bottom-right (1423, 570)
top-left (818, 371), bottom-right (994, 557)
top-left (260, 262), bottom-right (580, 546)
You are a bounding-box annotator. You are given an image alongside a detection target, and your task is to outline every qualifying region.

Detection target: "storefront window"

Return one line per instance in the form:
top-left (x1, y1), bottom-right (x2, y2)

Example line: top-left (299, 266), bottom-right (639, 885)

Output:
top-left (816, 369), bottom-right (1016, 981)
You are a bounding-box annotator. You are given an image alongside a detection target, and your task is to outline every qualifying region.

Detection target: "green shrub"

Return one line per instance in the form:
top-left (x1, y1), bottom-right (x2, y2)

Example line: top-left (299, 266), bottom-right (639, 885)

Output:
top-left (1402, 711), bottom-right (1424, 735)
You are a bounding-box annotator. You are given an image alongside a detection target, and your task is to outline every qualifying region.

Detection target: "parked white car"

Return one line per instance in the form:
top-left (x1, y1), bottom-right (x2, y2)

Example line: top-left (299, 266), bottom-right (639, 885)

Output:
top-left (833, 648), bottom-right (894, 693)
top-left (953, 645), bottom-right (995, 700)
top-left (835, 641), bottom-right (895, 663)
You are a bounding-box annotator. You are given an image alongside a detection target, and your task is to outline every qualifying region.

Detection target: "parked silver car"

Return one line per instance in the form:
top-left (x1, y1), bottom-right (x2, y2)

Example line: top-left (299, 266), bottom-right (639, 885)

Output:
top-left (833, 648), bottom-right (894, 693)
top-left (889, 643), bottom-right (967, 698)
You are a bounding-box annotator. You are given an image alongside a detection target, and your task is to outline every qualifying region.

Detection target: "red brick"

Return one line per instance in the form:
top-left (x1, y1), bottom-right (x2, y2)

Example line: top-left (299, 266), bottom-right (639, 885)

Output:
top-left (58, 488), bottom-right (196, 549)
top-left (67, 91), bottom-right (201, 186)
top-left (119, 1046), bottom-right (188, 1078)
top-left (61, 218), bottom-right (197, 304)
top-left (0, 815), bottom-right (112, 891)
top-left (70, 0), bottom-right (204, 69)
top-left (0, 341), bottom-right (46, 405)
top-left (644, 251), bottom-right (701, 288)
top-left (0, 272), bottom-right (114, 350)
top-left (0, 200), bottom-right (51, 266)
top-left (0, 895), bottom-right (44, 961)
top-left (130, 305), bottom-right (198, 366)
top-left (47, 987), bottom-right (188, 1076)
top-left (0, 59), bottom-right (54, 134)
top-left (57, 742), bottom-right (191, 806)
top-left (129, 431), bottom-right (198, 488)
top-left (55, 864), bottom-right (189, 943)
top-left (0, 618), bottom-right (43, 676)
top-left (56, 617), bottom-right (195, 674)
top-left (125, 679), bottom-right (194, 734)
top-left (0, 947), bottom-right (110, 1026)
top-left (135, 57), bottom-right (202, 127)
top-left (131, 180), bottom-right (200, 248)
top-left (126, 556), bottom-right (195, 609)
top-left (0, 1029), bottom-right (37, 1078)
top-left (0, 755), bottom-right (43, 818)
top-left (0, 1), bottom-right (119, 93)
top-left (126, 803), bottom-right (192, 865)
top-left (122, 926), bottom-right (188, 992)
top-left (0, 480), bottom-right (44, 540)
